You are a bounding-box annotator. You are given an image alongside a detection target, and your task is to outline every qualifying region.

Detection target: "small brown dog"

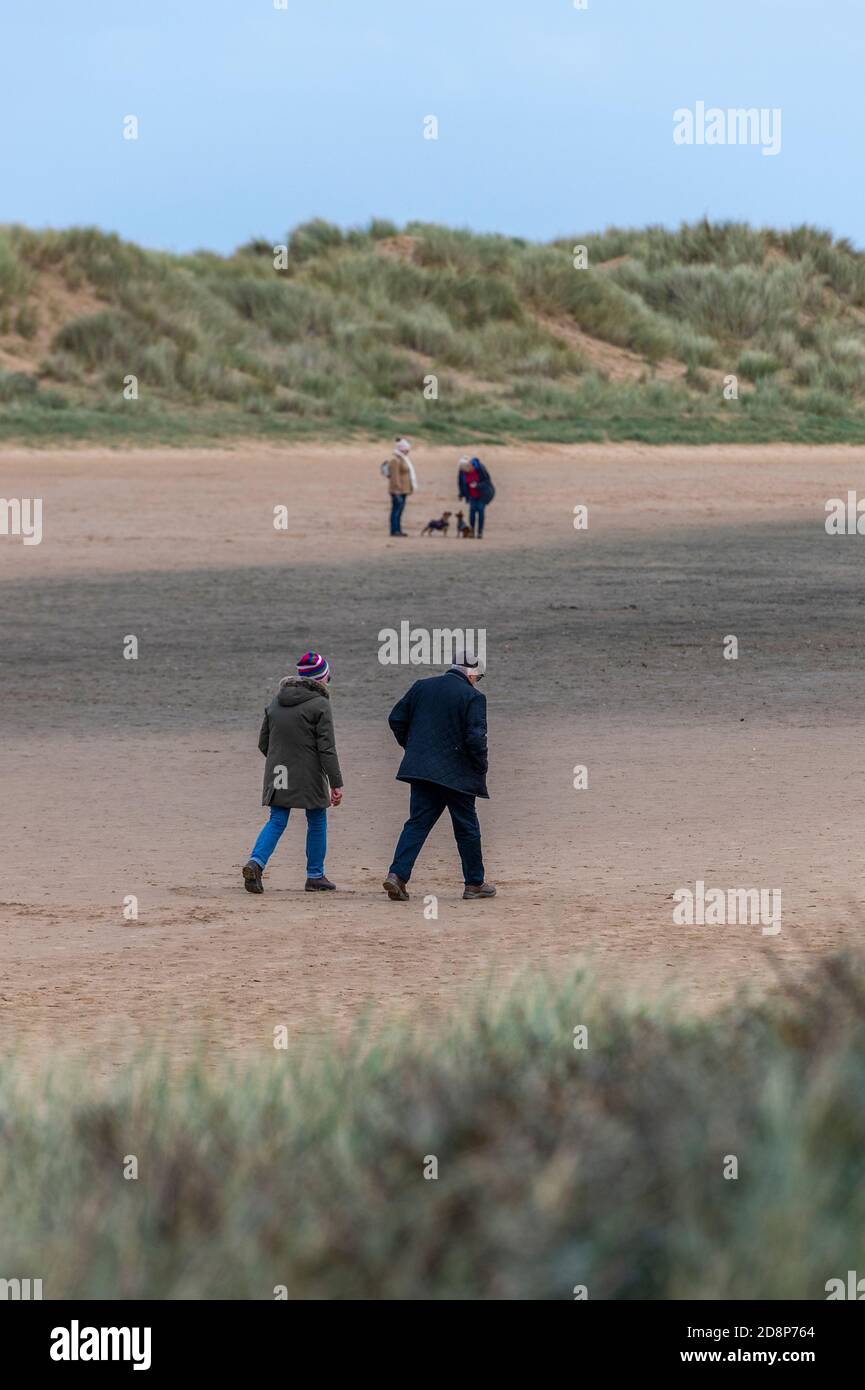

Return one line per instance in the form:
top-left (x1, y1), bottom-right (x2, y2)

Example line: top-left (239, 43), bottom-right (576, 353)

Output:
top-left (421, 511), bottom-right (452, 536)
top-left (455, 510), bottom-right (473, 538)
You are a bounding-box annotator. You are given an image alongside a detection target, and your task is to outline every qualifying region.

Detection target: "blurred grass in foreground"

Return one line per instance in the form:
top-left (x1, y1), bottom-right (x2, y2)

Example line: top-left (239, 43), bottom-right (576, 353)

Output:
top-left (1, 955), bottom-right (864, 1299)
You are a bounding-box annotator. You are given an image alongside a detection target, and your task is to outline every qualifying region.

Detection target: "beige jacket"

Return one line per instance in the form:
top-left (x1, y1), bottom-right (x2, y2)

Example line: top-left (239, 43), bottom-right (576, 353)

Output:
top-left (384, 453), bottom-right (414, 495)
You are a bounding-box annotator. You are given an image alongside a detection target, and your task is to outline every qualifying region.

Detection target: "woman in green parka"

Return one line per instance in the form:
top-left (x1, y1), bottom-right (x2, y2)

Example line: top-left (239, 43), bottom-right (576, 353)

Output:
top-left (242, 652), bottom-right (344, 894)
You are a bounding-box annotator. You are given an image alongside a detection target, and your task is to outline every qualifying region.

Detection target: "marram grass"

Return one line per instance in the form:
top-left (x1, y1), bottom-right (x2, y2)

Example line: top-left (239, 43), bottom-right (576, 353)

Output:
top-left (1, 956), bottom-right (864, 1299)
top-left (4, 218), bottom-right (865, 444)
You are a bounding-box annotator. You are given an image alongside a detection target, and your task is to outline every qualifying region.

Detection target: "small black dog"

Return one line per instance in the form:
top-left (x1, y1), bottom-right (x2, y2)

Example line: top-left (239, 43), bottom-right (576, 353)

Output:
top-left (455, 510), bottom-right (473, 538)
top-left (421, 511), bottom-right (452, 536)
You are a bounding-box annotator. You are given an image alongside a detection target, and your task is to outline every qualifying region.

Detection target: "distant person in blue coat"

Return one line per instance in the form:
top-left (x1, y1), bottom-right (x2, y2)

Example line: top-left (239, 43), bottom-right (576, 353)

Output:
top-left (458, 455), bottom-right (495, 537)
top-left (383, 655), bottom-right (496, 902)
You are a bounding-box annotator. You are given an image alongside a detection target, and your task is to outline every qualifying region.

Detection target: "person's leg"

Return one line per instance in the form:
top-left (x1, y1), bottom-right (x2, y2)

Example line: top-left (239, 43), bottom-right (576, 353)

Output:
top-left (389, 493), bottom-right (401, 535)
top-left (395, 493), bottom-right (407, 534)
top-left (445, 790), bottom-right (485, 885)
top-left (475, 500), bottom-right (486, 537)
top-left (389, 780), bottom-right (446, 882)
top-left (249, 806), bottom-right (290, 867)
top-left (304, 807), bottom-right (328, 879)
top-left (469, 499), bottom-right (480, 535)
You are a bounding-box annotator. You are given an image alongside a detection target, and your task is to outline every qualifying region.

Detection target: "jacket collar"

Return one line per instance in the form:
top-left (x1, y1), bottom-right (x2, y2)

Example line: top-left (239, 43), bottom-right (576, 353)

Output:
top-left (278, 677), bottom-right (330, 699)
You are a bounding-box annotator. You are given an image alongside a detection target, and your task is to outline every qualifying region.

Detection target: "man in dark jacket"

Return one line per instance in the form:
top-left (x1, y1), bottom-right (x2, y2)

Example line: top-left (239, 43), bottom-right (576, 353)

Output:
top-left (383, 658), bottom-right (496, 901)
top-left (242, 651), bottom-right (344, 894)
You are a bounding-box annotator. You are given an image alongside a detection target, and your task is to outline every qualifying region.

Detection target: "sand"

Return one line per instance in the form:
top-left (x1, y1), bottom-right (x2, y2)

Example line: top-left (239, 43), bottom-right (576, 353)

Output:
top-left (2, 442), bottom-right (865, 1064)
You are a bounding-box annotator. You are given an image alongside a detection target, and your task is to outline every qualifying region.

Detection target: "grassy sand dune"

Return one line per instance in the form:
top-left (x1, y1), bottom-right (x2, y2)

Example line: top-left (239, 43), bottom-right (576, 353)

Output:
top-left (4, 219), bottom-right (865, 443)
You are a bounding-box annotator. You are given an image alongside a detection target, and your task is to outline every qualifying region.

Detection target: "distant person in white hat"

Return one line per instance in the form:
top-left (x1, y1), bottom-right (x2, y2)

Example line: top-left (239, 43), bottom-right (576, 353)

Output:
top-left (380, 436), bottom-right (417, 537)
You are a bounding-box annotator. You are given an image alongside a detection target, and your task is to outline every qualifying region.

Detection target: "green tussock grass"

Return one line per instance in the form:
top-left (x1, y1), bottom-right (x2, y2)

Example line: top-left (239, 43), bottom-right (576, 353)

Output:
top-left (2, 953), bottom-right (864, 1299)
top-left (3, 217), bottom-right (865, 443)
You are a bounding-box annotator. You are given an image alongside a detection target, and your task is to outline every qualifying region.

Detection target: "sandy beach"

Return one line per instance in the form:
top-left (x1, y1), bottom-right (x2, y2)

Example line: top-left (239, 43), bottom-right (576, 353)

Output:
top-left (2, 442), bottom-right (864, 1064)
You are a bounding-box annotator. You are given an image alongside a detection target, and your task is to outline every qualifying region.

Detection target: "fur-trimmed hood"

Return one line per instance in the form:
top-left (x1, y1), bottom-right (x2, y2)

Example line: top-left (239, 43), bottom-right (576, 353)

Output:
top-left (277, 676), bottom-right (330, 705)
top-left (259, 677), bottom-right (343, 809)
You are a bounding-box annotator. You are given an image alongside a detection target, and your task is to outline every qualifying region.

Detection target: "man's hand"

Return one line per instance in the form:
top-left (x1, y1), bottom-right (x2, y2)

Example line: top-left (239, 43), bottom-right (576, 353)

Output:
top-left (331, 787), bottom-right (344, 808)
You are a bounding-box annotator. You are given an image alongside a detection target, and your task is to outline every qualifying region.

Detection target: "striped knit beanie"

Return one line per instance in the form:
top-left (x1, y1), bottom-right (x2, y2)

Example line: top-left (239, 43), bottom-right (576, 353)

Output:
top-left (297, 651), bottom-right (330, 683)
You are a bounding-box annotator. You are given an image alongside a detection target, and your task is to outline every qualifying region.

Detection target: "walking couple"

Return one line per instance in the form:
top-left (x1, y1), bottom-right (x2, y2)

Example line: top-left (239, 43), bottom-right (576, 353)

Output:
top-left (242, 650), bottom-right (495, 901)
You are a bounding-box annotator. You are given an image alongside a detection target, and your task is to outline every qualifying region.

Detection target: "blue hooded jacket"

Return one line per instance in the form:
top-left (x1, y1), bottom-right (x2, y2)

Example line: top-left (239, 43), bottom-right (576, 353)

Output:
top-left (458, 457), bottom-right (495, 505)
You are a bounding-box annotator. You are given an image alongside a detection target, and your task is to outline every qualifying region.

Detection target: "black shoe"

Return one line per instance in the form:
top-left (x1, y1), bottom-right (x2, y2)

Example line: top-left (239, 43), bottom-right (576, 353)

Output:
top-left (242, 861), bottom-right (263, 894)
top-left (383, 872), bottom-right (410, 901)
top-left (305, 875), bottom-right (336, 891)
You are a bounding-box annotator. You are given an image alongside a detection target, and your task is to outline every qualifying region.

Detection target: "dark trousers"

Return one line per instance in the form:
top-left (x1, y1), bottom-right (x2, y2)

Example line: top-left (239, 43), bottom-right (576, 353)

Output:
top-left (389, 492), bottom-right (407, 535)
top-left (469, 498), bottom-right (486, 535)
top-left (389, 779), bottom-right (484, 885)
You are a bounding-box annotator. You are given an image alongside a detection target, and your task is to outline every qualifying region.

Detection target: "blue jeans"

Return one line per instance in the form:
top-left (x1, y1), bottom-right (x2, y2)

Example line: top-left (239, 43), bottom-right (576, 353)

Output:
top-left (250, 806), bottom-right (327, 878)
top-left (469, 499), bottom-right (486, 536)
top-left (390, 493), bottom-right (407, 535)
top-left (389, 779), bottom-right (484, 885)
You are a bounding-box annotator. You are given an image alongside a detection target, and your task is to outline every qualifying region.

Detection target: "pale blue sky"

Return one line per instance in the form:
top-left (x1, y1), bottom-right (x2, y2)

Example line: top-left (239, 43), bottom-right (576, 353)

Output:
top-left (1, 0), bottom-right (861, 253)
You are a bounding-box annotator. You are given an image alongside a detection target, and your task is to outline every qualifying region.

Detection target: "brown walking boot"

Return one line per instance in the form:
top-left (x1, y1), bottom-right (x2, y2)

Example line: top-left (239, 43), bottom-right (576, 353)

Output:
top-left (462, 882), bottom-right (497, 900)
top-left (305, 875), bottom-right (336, 891)
top-left (382, 872), bottom-right (410, 901)
top-left (242, 861), bottom-right (264, 894)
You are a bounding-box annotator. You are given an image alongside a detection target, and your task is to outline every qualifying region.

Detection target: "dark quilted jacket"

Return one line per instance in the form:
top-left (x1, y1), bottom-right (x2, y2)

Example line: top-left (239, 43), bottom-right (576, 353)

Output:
top-left (388, 670), bottom-right (489, 798)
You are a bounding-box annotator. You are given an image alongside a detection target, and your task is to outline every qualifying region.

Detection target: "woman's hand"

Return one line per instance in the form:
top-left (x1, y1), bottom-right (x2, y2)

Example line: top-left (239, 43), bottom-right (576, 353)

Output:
top-left (331, 787), bottom-right (344, 808)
